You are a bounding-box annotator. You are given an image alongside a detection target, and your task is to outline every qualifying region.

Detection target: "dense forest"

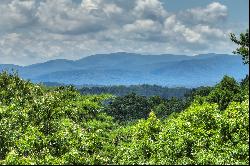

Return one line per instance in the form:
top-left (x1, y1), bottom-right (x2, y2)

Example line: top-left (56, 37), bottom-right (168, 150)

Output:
top-left (0, 70), bottom-right (248, 164)
top-left (79, 84), bottom-right (191, 99)
top-left (0, 30), bottom-right (249, 164)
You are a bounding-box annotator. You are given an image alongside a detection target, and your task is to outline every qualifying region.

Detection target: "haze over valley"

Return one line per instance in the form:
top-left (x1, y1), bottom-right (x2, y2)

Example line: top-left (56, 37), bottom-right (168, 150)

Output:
top-left (1, 52), bottom-right (248, 87)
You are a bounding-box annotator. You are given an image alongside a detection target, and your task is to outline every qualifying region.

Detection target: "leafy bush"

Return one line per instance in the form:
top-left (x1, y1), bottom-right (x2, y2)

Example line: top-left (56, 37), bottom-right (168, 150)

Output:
top-left (104, 93), bottom-right (152, 122)
top-left (207, 75), bottom-right (243, 110)
top-left (153, 97), bottom-right (188, 119)
top-left (112, 99), bottom-right (249, 165)
top-left (154, 99), bottom-right (249, 164)
top-left (0, 71), bottom-right (116, 164)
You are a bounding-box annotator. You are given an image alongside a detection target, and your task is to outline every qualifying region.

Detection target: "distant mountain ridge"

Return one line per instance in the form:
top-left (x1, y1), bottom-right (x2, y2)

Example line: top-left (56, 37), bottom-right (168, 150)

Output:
top-left (0, 52), bottom-right (248, 87)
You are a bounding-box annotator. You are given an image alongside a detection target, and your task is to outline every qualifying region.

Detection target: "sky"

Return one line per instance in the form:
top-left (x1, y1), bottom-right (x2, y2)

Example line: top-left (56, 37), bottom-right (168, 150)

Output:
top-left (0, 0), bottom-right (249, 66)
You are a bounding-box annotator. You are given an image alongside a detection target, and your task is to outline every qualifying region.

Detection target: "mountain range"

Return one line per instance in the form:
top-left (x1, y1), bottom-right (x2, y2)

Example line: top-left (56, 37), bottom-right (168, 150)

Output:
top-left (0, 52), bottom-right (249, 87)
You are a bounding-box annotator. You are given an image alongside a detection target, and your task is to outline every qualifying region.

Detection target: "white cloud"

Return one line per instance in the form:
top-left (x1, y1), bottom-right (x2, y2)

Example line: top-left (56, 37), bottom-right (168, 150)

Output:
top-left (133, 0), bottom-right (167, 21)
top-left (179, 2), bottom-right (228, 25)
top-left (103, 3), bottom-right (123, 16)
top-left (0, 0), bottom-right (36, 31)
top-left (194, 25), bottom-right (226, 39)
top-left (124, 19), bottom-right (161, 32)
top-left (36, 0), bottom-right (106, 34)
top-left (0, 0), bottom-right (244, 65)
top-left (164, 15), bottom-right (201, 43)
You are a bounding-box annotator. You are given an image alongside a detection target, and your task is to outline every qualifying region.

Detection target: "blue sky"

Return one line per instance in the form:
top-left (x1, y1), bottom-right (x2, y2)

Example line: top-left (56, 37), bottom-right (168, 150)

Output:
top-left (163, 0), bottom-right (249, 22)
top-left (0, 0), bottom-right (249, 65)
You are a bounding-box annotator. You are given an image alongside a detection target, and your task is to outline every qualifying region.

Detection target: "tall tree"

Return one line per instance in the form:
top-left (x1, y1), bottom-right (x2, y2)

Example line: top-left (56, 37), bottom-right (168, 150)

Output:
top-left (230, 29), bottom-right (249, 64)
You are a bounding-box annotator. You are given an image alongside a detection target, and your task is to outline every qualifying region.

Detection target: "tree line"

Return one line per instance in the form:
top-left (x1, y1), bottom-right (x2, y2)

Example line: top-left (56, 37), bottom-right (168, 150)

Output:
top-left (79, 84), bottom-right (191, 99)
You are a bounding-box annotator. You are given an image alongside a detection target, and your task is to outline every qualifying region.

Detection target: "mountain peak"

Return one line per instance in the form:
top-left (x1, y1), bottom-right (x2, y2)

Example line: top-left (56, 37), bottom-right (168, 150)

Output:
top-left (0, 53), bottom-right (248, 88)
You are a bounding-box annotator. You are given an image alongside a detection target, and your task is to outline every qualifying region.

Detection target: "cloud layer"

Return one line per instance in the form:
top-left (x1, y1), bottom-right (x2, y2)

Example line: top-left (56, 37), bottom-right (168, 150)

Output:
top-left (0, 0), bottom-right (247, 65)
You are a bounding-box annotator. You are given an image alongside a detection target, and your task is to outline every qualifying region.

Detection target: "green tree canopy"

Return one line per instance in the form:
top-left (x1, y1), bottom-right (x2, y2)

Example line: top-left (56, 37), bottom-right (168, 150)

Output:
top-left (207, 75), bottom-right (242, 110)
top-left (230, 29), bottom-right (249, 64)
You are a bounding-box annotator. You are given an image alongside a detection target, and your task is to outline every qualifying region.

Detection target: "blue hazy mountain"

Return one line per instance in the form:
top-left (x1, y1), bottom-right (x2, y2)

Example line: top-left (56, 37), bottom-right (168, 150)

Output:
top-left (0, 52), bottom-right (248, 87)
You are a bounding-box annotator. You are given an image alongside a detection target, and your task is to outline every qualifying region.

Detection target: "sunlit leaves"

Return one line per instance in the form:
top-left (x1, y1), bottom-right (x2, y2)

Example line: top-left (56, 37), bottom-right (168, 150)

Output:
top-left (0, 71), bottom-right (249, 164)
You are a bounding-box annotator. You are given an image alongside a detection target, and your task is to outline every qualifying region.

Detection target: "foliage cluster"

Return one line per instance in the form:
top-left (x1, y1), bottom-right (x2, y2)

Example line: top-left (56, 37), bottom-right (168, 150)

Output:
top-left (0, 71), bottom-right (249, 165)
top-left (0, 71), bottom-right (116, 164)
top-left (79, 84), bottom-right (191, 99)
top-left (230, 29), bottom-right (249, 64)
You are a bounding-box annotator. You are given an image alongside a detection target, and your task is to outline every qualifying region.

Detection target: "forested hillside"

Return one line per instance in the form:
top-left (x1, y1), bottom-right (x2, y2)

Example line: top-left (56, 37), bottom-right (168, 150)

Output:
top-left (1, 53), bottom-right (248, 87)
top-left (0, 71), bottom-right (248, 164)
top-left (79, 84), bottom-right (191, 99)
